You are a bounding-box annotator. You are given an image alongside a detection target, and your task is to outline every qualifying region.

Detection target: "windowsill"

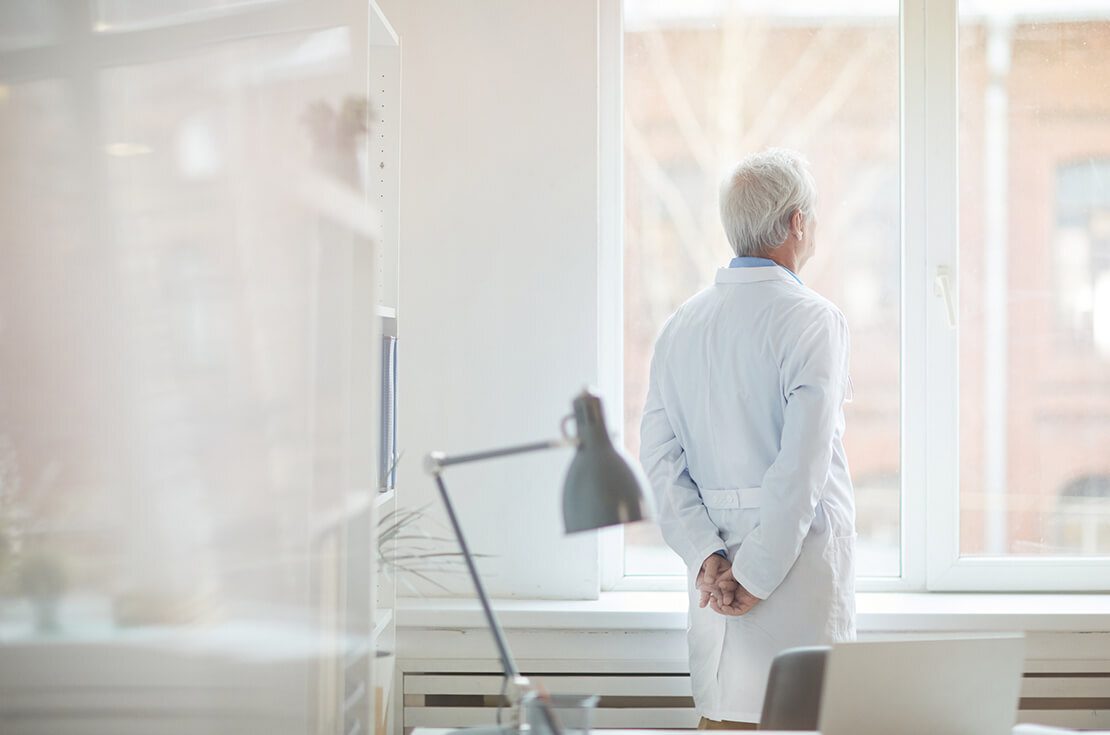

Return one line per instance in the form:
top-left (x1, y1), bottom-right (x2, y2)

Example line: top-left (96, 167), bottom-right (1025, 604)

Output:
top-left (399, 591), bottom-right (1110, 633)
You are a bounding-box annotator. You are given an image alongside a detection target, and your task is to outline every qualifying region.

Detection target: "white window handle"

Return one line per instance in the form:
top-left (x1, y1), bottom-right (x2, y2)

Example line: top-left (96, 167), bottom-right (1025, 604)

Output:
top-left (933, 265), bottom-right (957, 329)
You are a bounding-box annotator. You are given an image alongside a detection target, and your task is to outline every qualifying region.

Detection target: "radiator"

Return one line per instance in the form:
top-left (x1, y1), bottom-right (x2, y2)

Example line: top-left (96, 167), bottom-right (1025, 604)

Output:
top-left (404, 674), bottom-right (699, 730)
top-left (403, 672), bottom-right (1110, 731)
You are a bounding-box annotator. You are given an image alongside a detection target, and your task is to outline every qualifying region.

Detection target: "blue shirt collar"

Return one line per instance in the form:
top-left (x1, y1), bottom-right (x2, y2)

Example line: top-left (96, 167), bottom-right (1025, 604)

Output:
top-left (728, 256), bottom-right (804, 285)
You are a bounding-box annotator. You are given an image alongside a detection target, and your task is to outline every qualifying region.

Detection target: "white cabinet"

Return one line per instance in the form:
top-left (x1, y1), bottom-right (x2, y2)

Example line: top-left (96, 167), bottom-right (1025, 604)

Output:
top-left (0, 1), bottom-right (401, 733)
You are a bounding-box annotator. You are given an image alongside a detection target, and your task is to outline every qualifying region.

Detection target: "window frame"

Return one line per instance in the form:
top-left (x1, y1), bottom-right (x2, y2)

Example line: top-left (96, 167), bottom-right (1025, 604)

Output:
top-left (605, 0), bottom-right (1110, 594)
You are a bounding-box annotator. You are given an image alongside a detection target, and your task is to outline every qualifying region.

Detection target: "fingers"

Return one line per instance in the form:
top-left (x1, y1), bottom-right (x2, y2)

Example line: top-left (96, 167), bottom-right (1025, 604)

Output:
top-left (708, 595), bottom-right (732, 616)
top-left (715, 576), bottom-right (735, 606)
top-left (695, 570), bottom-right (720, 608)
top-left (714, 570), bottom-right (739, 607)
top-left (698, 558), bottom-right (724, 583)
top-left (696, 573), bottom-right (723, 595)
top-left (711, 565), bottom-right (736, 584)
top-left (706, 589), bottom-right (759, 617)
top-left (698, 559), bottom-right (759, 616)
top-left (708, 597), bottom-right (744, 616)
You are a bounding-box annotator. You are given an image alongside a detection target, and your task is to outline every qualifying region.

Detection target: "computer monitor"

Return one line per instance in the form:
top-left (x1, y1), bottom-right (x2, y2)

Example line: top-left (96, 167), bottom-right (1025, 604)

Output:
top-left (818, 634), bottom-right (1025, 735)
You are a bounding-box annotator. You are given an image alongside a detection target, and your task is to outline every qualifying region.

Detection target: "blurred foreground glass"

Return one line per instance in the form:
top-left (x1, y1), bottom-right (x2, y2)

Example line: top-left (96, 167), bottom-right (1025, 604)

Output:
top-left (0, 1), bottom-right (388, 733)
top-left (957, 4), bottom-right (1110, 556)
top-left (622, 2), bottom-right (902, 578)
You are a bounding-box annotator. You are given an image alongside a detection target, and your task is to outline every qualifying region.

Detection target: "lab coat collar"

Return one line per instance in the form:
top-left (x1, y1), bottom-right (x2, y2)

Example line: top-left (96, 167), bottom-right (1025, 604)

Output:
top-left (715, 266), bottom-right (798, 285)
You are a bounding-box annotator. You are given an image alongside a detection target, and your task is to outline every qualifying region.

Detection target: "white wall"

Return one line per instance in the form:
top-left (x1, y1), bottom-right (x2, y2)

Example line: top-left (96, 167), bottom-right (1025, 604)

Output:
top-left (395, 0), bottom-right (604, 599)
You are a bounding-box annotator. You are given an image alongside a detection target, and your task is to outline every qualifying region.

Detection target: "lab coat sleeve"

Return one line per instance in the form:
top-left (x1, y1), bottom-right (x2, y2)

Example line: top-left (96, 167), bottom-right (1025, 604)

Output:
top-left (731, 307), bottom-right (850, 600)
top-left (639, 342), bottom-right (726, 571)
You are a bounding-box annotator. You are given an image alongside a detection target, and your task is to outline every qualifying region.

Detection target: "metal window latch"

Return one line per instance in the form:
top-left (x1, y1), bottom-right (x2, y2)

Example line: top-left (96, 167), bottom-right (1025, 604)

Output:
top-left (934, 265), bottom-right (957, 329)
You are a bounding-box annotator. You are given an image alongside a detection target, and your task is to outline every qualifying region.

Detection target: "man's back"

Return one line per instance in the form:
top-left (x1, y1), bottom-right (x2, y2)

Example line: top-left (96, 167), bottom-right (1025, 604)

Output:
top-left (638, 262), bottom-right (857, 724)
top-left (648, 265), bottom-right (853, 530)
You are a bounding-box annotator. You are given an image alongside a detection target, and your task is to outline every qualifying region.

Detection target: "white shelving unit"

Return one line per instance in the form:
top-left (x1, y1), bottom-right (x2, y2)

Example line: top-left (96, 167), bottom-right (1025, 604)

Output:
top-left (367, 4), bottom-right (401, 735)
top-left (0, 1), bottom-right (401, 733)
top-left (309, 3), bottom-right (400, 734)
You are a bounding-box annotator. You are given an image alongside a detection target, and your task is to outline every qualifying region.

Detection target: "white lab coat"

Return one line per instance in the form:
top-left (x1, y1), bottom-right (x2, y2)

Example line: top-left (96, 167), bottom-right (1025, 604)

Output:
top-left (640, 265), bottom-right (856, 724)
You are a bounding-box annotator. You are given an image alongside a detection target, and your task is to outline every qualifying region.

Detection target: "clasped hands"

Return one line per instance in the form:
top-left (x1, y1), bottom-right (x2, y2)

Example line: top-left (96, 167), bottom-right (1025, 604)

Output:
top-left (696, 553), bottom-right (760, 616)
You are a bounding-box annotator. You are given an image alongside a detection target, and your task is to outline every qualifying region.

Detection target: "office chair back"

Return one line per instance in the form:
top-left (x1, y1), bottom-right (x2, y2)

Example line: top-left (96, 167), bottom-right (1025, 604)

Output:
top-left (758, 645), bottom-right (829, 731)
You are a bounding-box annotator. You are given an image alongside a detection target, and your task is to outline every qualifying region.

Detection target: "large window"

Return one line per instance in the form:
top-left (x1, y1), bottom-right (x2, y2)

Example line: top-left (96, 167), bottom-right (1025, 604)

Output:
top-left (620, 2), bottom-right (901, 582)
top-left (943, 5), bottom-right (1110, 588)
top-left (616, 0), bottom-right (1110, 591)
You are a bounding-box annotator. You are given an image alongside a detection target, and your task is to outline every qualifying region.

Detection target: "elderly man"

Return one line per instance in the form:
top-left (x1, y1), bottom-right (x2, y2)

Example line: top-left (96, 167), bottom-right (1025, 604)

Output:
top-left (639, 149), bottom-right (856, 730)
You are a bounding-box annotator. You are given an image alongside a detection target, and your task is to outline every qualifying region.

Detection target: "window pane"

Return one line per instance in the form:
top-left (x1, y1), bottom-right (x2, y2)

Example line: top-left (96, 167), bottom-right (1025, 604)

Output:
top-left (958, 6), bottom-right (1110, 556)
top-left (623, 2), bottom-right (901, 577)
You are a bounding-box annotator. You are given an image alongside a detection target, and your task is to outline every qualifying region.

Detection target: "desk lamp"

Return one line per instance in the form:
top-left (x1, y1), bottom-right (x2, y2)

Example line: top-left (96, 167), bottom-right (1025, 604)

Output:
top-left (424, 389), bottom-right (653, 735)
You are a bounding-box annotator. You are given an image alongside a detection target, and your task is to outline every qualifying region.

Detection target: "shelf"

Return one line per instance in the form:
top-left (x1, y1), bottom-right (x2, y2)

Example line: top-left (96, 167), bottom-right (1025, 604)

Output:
top-left (372, 608), bottom-right (394, 642)
top-left (369, 0), bottom-right (399, 47)
top-left (342, 610), bottom-right (393, 672)
top-left (309, 487), bottom-right (394, 540)
top-left (345, 640), bottom-right (371, 670)
top-left (310, 492), bottom-right (373, 539)
top-left (344, 681), bottom-right (367, 715)
top-left (344, 648), bottom-right (393, 673)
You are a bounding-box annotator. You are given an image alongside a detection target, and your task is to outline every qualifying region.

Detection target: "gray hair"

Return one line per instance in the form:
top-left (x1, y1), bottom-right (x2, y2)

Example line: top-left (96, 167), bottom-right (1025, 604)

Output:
top-left (718, 148), bottom-right (817, 257)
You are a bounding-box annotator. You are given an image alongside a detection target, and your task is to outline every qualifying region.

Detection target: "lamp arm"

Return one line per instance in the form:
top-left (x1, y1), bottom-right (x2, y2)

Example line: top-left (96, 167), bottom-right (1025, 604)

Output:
top-left (429, 471), bottom-right (521, 678)
top-left (424, 436), bottom-right (574, 474)
top-left (425, 437), bottom-right (573, 735)
top-left (424, 435), bottom-right (572, 676)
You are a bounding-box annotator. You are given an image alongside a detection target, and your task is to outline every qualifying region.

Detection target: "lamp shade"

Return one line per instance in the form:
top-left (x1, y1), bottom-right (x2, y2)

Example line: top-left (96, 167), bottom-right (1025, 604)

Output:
top-left (562, 390), bottom-right (654, 533)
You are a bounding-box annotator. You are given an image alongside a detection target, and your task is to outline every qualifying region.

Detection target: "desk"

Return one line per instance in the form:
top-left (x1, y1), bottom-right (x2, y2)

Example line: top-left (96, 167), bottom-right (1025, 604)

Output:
top-left (412, 729), bottom-right (815, 735)
top-left (412, 728), bottom-right (1087, 735)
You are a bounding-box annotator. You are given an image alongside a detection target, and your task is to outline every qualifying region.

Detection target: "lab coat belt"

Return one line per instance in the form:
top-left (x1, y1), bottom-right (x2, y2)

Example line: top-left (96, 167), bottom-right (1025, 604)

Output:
top-left (700, 487), bottom-right (762, 510)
